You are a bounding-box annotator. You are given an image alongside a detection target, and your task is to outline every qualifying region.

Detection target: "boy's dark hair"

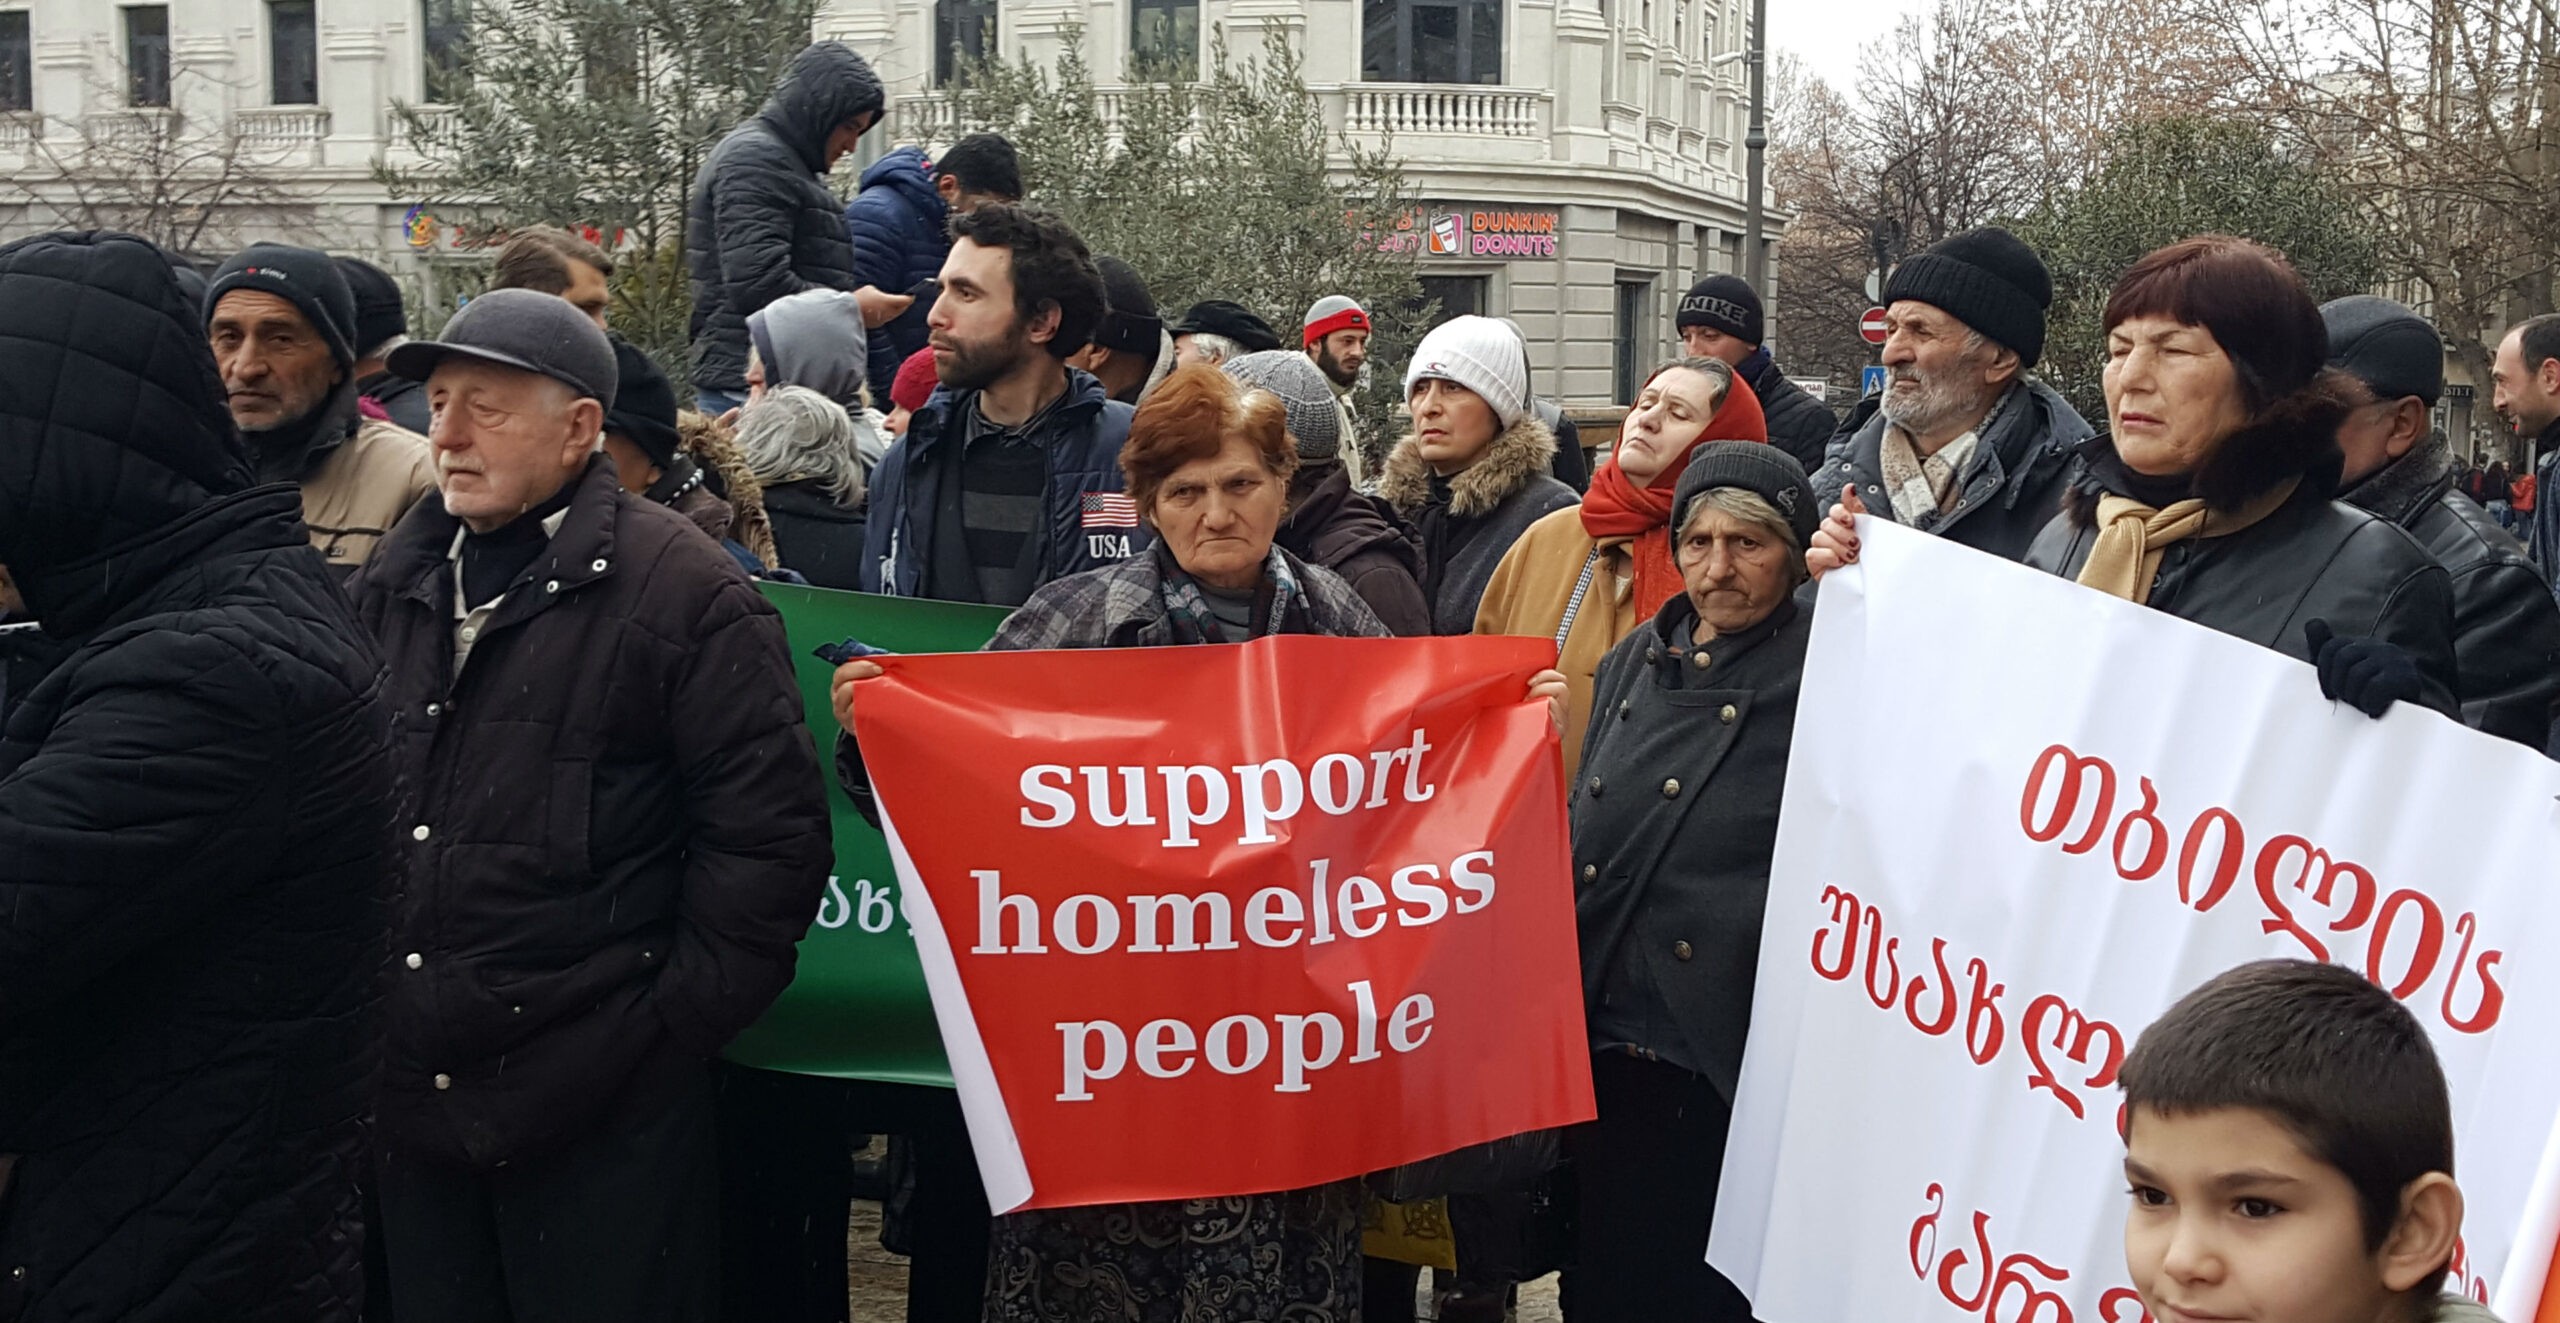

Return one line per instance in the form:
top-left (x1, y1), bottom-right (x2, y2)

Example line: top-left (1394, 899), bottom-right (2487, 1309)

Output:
top-left (2121, 959), bottom-right (2453, 1274)
top-left (936, 133), bottom-right (1023, 201)
top-left (490, 226), bottom-right (615, 295)
top-left (946, 203), bottom-right (1103, 360)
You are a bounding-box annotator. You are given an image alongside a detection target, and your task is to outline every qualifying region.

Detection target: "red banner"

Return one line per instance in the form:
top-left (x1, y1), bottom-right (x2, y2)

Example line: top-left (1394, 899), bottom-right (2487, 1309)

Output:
top-left (853, 635), bottom-right (1593, 1212)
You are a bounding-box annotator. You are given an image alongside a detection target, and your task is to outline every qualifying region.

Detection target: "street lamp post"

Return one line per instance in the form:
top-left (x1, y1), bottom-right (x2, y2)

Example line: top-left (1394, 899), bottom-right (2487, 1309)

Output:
top-left (1743, 0), bottom-right (1768, 286)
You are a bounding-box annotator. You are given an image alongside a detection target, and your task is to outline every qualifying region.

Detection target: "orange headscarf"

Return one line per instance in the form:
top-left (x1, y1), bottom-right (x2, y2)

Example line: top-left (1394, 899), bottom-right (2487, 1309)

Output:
top-left (1579, 369), bottom-right (1770, 617)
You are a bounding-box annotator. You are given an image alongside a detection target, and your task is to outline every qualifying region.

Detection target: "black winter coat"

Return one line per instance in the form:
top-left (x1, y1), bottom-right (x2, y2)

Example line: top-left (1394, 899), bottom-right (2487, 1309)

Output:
top-left (1812, 377), bottom-right (2092, 563)
top-left (2339, 438), bottom-right (2560, 750)
top-left (2026, 420), bottom-right (2461, 719)
top-left (1278, 458), bottom-right (1431, 636)
top-left (1573, 594), bottom-right (1809, 1101)
top-left (763, 478), bottom-right (868, 591)
top-left (1742, 348), bottom-right (1841, 473)
top-left (0, 231), bottom-right (393, 1323)
top-left (685, 42), bottom-right (883, 393)
top-left (346, 455), bottom-right (831, 1170)
top-left (1377, 414), bottom-right (1582, 635)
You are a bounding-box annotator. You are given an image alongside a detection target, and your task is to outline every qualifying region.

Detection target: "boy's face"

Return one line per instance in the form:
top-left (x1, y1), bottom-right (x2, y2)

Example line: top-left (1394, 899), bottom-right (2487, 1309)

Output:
top-left (2124, 1105), bottom-right (2451, 1323)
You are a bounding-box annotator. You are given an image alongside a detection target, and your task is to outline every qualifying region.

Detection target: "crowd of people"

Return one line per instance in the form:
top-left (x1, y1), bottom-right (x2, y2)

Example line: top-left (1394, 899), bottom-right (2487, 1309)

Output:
top-left (2, 33), bottom-right (2556, 1323)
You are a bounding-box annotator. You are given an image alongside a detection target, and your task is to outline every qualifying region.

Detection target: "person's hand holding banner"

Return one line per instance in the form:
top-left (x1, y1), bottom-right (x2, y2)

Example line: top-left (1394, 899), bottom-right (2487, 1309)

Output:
top-left (847, 634), bottom-right (1594, 1212)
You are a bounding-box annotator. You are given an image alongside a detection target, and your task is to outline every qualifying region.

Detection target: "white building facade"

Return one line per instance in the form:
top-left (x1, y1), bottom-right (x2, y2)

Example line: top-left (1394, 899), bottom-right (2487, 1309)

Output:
top-left (834, 0), bottom-right (1775, 406)
top-left (0, 0), bottom-right (1773, 407)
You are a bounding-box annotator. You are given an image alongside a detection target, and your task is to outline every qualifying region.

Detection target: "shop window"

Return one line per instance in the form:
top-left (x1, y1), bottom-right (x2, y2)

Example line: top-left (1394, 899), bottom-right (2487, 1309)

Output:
top-left (1416, 274), bottom-right (1489, 329)
top-left (1362, 0), bottom-right (1501, 85)
top-left (1615, 277), bottom-right (1654, 405)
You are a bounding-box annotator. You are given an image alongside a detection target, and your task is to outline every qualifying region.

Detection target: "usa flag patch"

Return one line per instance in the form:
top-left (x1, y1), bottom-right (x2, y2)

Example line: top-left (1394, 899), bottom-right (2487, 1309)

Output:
top-left (1080, 491), bottom-right (1140, 528)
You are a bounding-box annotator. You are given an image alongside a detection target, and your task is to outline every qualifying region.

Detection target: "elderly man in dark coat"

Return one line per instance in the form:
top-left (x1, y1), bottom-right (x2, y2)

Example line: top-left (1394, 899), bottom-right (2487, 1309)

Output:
top-left (685, 40), bottom-right (896, 413)
top-left (2326, 295), bottom-right (2560, 753)
top-left (0, 230), bottom-right (396, 1322)
top-left (347, 289), bottom-right (832, 1321)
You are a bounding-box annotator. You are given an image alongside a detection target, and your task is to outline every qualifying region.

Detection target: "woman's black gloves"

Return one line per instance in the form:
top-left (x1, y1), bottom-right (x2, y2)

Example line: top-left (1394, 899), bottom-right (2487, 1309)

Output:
top-left (2303, 618), bottom-right (2423, 720)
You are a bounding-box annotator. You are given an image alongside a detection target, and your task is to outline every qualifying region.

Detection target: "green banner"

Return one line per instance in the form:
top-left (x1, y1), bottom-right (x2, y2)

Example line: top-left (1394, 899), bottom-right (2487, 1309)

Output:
top-left (722, 581), bottom-right (1009, 1087)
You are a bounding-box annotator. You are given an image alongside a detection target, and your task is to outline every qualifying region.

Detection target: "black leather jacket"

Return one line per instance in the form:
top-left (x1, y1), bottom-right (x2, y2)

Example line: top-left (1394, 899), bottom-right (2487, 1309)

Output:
top-left (2341, 439), bottom-right (2560, 750)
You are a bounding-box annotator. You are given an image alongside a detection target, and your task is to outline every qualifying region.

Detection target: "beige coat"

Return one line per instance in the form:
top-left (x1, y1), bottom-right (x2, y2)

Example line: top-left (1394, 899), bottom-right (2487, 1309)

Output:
top-left (301, 417), bottom-right (436, 571)
top-left (1473, 506), bottom-right (1641, 775)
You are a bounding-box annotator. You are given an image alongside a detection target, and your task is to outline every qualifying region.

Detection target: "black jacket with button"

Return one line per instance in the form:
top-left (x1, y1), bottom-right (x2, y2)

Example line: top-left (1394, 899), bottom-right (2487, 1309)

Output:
top-left (2025, 425), bottom-right (2462, 720)
top-left (1810, 376), bottom-right (2092, 563)
top-left (0, 231), bottom-right (394, 1322)
top-left (1572, 592), bottom-right (1810, 1102)
top-left (347, 454), bottom-right (832, 1170)
top-left (2339, 438), bottom-right (2560, 751)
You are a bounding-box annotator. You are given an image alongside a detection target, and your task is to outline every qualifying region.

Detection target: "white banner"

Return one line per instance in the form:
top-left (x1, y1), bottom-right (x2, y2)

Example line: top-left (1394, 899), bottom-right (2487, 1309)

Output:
top-left (1710, 518), bottom-right (2560, 1321)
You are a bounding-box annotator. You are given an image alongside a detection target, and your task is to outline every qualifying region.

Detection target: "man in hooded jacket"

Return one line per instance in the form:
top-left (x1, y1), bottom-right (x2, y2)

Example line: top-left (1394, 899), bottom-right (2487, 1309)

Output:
top-left (685, 41), bottom-right (904, 413)
top-left (0, 230), bottom-right (395, 1323)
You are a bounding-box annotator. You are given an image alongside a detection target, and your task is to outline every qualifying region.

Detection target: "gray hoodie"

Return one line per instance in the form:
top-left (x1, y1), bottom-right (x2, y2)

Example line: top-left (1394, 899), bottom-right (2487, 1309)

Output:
top-left (749, 288), bottom-right (870, 413)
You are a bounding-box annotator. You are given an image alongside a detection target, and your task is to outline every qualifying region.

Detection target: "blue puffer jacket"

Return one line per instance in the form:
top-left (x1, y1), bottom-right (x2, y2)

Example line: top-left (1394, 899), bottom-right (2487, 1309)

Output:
top-left (844, 147), bottom-right (948, 395)
top-left (859, 368), bottom-right (1151, 598)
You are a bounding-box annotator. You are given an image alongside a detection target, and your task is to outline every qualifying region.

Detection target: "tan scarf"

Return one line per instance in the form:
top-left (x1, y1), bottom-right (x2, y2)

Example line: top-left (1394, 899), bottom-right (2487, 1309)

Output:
top-left (2075, 478), bottom-right (2300, 605)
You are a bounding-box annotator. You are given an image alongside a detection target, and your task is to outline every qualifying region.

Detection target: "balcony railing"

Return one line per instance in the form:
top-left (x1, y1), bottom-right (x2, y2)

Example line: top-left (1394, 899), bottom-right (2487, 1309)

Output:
top-left (1344, 85), bottom-right (1544, 138)
top-left (237, 105), bottom-right (330, 151)
top-left (389, 104), bottom-right (459, 153)
top-left (84, 108), bottom-right (176, 148)
top-left (0, 112), bottom-right (40, 154)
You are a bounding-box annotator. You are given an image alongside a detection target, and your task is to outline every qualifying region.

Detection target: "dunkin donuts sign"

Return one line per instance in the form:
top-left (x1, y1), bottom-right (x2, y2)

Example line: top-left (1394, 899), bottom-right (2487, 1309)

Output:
top-left (1386, 206), bottom-right (1563, 261)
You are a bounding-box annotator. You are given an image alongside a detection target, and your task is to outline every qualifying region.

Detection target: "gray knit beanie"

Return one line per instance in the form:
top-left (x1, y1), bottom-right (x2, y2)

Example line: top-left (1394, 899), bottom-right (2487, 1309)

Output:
top-left (1222, 349), bottom-right (1342, 460)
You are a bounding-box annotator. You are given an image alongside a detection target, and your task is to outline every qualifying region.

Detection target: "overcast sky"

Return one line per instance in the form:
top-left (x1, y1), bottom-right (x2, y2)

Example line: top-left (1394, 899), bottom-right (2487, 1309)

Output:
top-left (1770, 0), bottom-right (1927, 93)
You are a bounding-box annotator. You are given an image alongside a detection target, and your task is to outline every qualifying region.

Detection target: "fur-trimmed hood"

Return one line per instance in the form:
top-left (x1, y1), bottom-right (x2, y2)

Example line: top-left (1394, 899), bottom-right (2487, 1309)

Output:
top-left (2068, 372), bottom-right (2350, 525)
top-left (1377, 412), bottom-right (1560, 519)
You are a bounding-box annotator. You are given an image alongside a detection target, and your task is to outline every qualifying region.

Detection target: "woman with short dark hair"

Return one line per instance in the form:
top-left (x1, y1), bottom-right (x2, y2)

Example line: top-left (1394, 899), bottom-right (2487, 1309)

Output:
top-left (2021, 236), bottom-right (2458, 714)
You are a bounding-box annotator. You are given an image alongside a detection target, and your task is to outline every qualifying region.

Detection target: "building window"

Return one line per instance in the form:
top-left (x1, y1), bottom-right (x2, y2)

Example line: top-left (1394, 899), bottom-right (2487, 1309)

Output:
top-left (936, 0), bottom-right (997, 87)
top-left (270, 0), bottom-right (317, 104)
top-left (1415, 274), bottom-right (1488, 329)
top-left (422, 0), bottom-right (470, 100)
top-left (1362, 0), bottom-right (1501, 85)
top-left (0, 11), bottom-right (29, 113)
top-left (1615, 277), bottom-right (1653, 405)
top-left (1131, 0), bottom-right (1198, 77)
top-left (124, 5), bottom-right (170, 107)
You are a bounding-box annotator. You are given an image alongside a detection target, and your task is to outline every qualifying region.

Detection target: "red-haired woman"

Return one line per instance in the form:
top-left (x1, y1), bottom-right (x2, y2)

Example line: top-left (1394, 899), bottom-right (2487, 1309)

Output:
top-left (830, 364), bottom-right (1567, 1321)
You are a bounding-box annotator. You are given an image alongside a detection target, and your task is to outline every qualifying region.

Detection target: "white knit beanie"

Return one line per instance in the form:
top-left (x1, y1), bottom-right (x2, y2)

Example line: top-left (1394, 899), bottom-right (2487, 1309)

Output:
top-left (1404, 314), bottom-right (1529, 430)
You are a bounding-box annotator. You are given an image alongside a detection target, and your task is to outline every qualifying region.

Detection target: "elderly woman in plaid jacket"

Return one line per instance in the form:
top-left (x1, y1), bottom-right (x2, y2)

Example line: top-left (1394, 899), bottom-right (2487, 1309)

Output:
top-left (831, 363), bottom-right (1564, 1322)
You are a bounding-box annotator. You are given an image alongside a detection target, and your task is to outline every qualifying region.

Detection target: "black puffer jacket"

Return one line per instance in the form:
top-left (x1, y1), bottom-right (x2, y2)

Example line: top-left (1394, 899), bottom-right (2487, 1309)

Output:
top-left (2026, 406), bottom-right (2460, 718)
top-left (346, 455), bottom-right (831, 1171)
top-left (762, 478), bottom-right (867, 591)
top-left (1742, 348), bottom-right (1841, 473)
top-left (1278, 458), bottom-right (1430, 636)
top-left (1812, 377), bottom-right (2091, 563)
top-left (2340, 435), bottom-right (2560, 750)
top-left (0, 231), bottom-right (393, 1323)
top-left (685, 42), bottom-right (883, 394)
top-left (1377, 414), bottom-right (1581, 635)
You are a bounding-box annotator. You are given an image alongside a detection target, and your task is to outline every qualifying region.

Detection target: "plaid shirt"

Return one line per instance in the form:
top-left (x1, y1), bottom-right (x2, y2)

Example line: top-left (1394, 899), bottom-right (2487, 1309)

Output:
top-left (988, 546), bottom-right (1387, 651)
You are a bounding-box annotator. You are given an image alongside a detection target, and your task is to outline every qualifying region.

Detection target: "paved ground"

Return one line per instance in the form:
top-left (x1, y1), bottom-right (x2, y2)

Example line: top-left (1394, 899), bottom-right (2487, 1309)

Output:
top-left (843, 1199), bottom-right (1562, 1322)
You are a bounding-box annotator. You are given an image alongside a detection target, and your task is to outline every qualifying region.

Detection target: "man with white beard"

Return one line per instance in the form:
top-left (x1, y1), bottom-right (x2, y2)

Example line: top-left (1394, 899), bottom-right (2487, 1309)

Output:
top-left (1807, 227), bottom-right (2091, 562)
